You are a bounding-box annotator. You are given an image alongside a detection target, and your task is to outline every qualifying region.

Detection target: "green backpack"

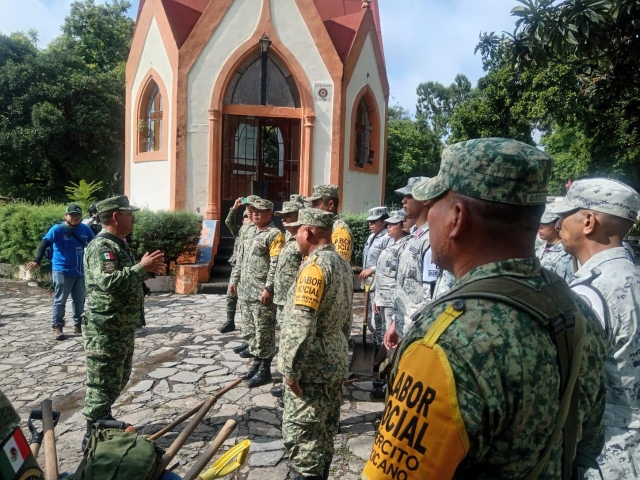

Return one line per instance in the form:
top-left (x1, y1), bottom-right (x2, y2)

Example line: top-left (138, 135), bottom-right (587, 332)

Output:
top-left (73, 426), bottom-right (164, 480)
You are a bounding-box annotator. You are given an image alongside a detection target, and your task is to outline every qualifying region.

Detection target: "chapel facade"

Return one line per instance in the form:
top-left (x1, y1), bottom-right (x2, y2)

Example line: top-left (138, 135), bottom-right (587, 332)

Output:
top-left (125, 0), bottom-right (388, 218)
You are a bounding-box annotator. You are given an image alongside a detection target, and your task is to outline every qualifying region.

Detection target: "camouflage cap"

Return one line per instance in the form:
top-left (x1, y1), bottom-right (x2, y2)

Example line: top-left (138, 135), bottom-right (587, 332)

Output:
top-left (385, 210), bottom-right (406, 224)
top-left (65, 203), bottom-right (82, 215)
top-left (306, 184), bottom-right (339, 202)
top-left (547, 178), bottom-right (640, 222)
top-left (246, 195), bottom-right (261, 204)
top-left (290, 194), bottom-right (305, 204)
top-left (395, 177), bottom-right (430, 197)
top-left (249, 198), bottom-right (274, 211)
top-left (366, 206), bottom-right (389, 221)
top-left (274, 201), bottom-right (303, 216)
top-left (96, 195), bottom-right (140, 213)
top-left (540, 205), bottom-right (559, 224)
top-left (412, 138), bottom-right (552, 205)
top-left (287, 208), bottom-right (334, 228)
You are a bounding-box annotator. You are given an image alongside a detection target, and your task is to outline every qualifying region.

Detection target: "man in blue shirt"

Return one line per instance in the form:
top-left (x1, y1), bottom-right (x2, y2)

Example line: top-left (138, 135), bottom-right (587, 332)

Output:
top-left (27, 203), bottom-right (95, 340)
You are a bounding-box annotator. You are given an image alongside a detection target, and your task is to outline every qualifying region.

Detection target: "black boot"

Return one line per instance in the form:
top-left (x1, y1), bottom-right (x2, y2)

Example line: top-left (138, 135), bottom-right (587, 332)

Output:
top-left (323, 459), bottom-right (332, 480)
top-left (219, 313), bottom-right (236, 333)
top-left (82, 419), bottom-right (94, 451)
top-left (232, 342), bottom-right (249, 354)
top-left (240, 359), bottom-right (261, 380)
top-left (293, 475), bottom-right (323, 480)
top-left (270, 385), bottom-right (283, 397)
top-left (277, 398), bottom-right (284, 408)
top-left (371, 379), bottom-right (386, 399)
top-left (238, 348), bottom-right (254, 358)
top-left (248, 358), bottom-right (272, 388)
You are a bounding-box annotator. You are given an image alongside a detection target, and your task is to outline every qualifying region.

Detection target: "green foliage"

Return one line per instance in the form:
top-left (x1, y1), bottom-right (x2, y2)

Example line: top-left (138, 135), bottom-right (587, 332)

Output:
top-left (341, 212), bottom-right (369, 266)
top-left (65, 179), bottom-right (103, 212)
top-left (385, 107), bottom-right (442, 205)
top-left (129, 211), bottom-right (203, 265)
top-left (416, 74), bottom-right (473, 139)
top-left (0, 202), bottom-right (65, 265)
top-left (0, 0), bottom-right (134, 202)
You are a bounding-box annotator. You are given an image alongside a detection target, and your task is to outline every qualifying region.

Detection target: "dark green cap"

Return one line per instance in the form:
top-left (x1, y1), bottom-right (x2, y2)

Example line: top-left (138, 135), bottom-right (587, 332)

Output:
top-left (96, 195), bottom-right (140, 214)
top-left (66, 203), bottom-right (82, 215)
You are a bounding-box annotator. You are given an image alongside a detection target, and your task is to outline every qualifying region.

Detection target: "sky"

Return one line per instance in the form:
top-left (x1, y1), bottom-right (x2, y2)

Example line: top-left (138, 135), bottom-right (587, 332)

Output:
top-left (0, 0), bottom-right (519, 113)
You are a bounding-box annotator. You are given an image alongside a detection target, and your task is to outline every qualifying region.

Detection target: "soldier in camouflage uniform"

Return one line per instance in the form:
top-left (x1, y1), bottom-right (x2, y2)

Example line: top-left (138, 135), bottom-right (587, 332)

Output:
top-left (535, 206), bottom-right (574, 281)
top-left (81, 196), bottom-right (165, 449)
top-left (550, 178), bottom-right (640, 479)
top-left (219, 195), bottom-right (259, 334)
top-left (229, 198), bottom-right (285, 388)
top-left (360, 207), bottom-right (392, 350)
top-left (306, 185), bottom-right (354, 263)
top-left (278, 208), bottom-right (353, 480)
top-left (0, 389), bottom-right (43, 479)
top-left (363, 138), bottom-right (608, 479)
top-left (385, 177), bottom-right (440, 348)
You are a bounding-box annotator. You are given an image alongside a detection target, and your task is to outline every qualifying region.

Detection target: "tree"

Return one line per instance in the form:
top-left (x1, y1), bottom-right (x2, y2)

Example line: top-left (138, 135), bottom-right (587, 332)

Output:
top-left (385, 106), bottom-right (442, 204)
top-left (416, 74), bottom-right (473, 139)
top-left (0, 1), bottom-right (133, 202)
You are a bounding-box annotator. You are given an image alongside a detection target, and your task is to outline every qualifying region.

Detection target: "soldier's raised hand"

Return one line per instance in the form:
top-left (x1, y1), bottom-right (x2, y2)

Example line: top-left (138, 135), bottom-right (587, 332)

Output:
top-left (140, 250), bottom-right (165, 273)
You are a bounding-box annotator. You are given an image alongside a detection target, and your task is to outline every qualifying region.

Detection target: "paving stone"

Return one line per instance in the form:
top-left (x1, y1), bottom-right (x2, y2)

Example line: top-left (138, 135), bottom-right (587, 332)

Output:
top-left (128, 379), bottom-right (154, 392)
top-left (169, 371), bottom-right (202, 383)
top-left (148, 368), bottom-right (178, 379)
top-left (183, 357), bottom-right (215, 365)
top-left (347, 436), bottom-right (374, 460)
top-left (250, 438), bottom-right (285, 452)
top-left (248, 449), bottom-right (285, 467)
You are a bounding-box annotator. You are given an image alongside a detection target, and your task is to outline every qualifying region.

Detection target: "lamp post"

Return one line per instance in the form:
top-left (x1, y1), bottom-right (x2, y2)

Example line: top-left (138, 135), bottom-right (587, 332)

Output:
top-left (259, 34), bottom-right (271, 106)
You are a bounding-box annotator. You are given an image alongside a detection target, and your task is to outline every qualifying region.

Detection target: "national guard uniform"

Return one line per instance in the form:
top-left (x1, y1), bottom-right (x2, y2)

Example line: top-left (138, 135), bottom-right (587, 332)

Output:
top-left (0, 390), bottom-right (43, 479)
top-left (535, 208), bottom-right (574, 281)
top-left (82, 196), bottom-right (147, 425)
top-left (362, 206), bottom-right (392, 347)
top-left (273, 201), bottom-right (304, 322)
top-left (230, 198), bottom-right (285, 387)
top-left (362, 138), bottom-right (608, 480)
top-left (393, 178), bottom-right (439, 337)
top-left (549, 178), bottom-right (640, 479)
top-left (305, 185), bottom-right (354, 262)
top-left (278, 208), bottom-right (353, 480)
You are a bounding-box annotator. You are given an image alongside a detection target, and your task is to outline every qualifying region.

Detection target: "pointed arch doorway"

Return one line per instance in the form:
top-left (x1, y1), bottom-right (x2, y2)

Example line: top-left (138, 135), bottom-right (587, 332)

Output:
top-left (220, 43), bottom-right (303, 234)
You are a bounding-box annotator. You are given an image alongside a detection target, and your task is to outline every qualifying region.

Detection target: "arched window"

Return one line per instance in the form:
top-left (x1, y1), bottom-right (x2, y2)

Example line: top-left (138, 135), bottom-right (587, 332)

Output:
top-left (139, 80), bottom-right (163, 153)
top-left (354, 97), bottom-right (373, 168)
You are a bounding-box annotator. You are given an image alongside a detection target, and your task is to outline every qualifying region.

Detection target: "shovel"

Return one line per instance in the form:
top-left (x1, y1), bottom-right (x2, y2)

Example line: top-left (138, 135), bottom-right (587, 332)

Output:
top-left (350, 276), bottom-right (375, 375)
top-left (27, 407), bottom-right (60, 458)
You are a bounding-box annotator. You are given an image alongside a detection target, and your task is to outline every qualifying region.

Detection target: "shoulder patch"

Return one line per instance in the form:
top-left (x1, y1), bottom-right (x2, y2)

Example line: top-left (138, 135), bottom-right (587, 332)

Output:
top-left (100, 252), bottom-right (116, 260)
top-left (270, 232), bottom-right (285, 257)
top-left (332, 225), bottom-right (352, 261)
top-left (294, 263), bottom-right (325, 311)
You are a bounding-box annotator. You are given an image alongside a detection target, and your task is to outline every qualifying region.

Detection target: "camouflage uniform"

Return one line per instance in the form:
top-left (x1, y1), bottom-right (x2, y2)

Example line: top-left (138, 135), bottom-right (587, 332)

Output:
top-left (549, 178), bottom-right (640, 479)
top-left (362, 138), bottom-right (608, 479)
top-left (230, 199), bottom-right (285, 359)
top-left (305, 185), bottom-right (354, 262)
top-left (278, 208), bottom-right (354, 478)
top-left (363, 207), bottom-right (392, 347)
top-left (536, 208), bottom-right (574, 281)
top-left (82, 197), bottom-right (146, 421)
top-left (433, 269), bottom-right (456, 299)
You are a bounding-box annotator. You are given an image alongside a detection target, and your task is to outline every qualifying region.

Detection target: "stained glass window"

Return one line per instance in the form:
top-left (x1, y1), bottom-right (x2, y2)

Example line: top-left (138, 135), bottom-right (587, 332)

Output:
top-left (140, 82), bottom-right (162, 152)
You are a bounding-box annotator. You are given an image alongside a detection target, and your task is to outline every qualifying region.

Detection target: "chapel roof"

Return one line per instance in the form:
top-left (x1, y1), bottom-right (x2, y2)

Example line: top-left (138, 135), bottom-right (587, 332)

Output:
top-left (136, 0), bottom-right (384, 63)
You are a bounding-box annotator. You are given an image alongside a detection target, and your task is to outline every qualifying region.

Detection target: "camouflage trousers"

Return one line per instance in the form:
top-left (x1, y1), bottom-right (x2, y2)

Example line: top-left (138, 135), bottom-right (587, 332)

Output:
top-left (82, 327), bottom-right (135, 421)
top-left (275, 303), bottom-right (285, 324)
top-left (585, 426), bottom-right (640, 479)
top-left (366, 291), bottom-right (384, 348)
top-left (283, 380), bottom-right (342, 476)
top-left (226, 284), bottom-right (237, 314)
top-left (239, 299), bottom-right (276, 359)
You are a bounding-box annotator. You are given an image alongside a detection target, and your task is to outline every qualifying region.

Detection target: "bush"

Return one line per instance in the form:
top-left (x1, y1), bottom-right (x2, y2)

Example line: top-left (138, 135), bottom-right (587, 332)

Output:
top-left (0, 202), bottom-right (66, 266)
top-left (341, 212), bottom-right (369, 267)
top-left (129, 210), bottom-right (203, 266)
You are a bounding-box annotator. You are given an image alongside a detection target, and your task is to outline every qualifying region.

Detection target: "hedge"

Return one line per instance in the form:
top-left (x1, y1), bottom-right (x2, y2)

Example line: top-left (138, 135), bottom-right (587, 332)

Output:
top-left (341, 212), bottom-right (369, 267)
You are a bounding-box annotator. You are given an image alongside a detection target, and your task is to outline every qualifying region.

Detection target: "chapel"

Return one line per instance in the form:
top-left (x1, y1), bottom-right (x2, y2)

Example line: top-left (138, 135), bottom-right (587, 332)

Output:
top-left (125, 0), bottom-right (388, 220)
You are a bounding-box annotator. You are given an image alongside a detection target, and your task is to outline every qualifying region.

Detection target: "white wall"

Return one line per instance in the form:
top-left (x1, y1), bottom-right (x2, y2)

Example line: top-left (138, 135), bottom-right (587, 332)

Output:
top-left (129, 17), bottom-right (173, 211)
top-left (342, 33), bottom-right (386, 213)
top-left (271, 0), bottom-right (334, 187)
top-left (186, 0), bottom-right (261, 214)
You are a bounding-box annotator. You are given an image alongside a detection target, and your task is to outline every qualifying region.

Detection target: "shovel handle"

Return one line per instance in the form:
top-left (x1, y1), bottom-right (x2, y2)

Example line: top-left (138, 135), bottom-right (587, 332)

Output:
top-left (42, 399), bottom-right (58, 480)
top-left (30, 442), bottom-right (40, 458)
top-left (182, 419), bottom-right (237, 480)
top-left (363, 288), bottom-right (370, 345)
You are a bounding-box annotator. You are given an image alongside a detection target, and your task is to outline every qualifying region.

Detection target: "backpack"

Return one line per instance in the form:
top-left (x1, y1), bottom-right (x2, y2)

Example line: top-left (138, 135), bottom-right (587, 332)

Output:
top-left (73, 426), bottom-right (164, 480)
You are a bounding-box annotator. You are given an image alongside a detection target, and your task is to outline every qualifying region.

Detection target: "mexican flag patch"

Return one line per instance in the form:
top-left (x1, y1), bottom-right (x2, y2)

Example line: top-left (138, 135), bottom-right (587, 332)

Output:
top-left (101, 252), bottom-right (115, 260)
top-left (0, 427), bottom-right (30, 478)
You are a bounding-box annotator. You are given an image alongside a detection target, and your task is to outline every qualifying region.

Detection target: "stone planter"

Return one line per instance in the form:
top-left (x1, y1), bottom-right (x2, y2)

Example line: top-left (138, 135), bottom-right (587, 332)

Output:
top-left (145, 275), bottom-right (175, 293)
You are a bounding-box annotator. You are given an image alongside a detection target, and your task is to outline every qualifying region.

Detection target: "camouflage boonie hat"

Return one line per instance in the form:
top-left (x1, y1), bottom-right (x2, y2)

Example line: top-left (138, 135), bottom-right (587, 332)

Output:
top-left (274, 201), bottom-right (303, 216)
top-left (290, 194), bottom-right (305, 204)
top-left (395, 177), bottom-right (429, 197)
top-left (96, 195), bottom-right (140, 213)
top-left (540, 205), bottom-right (559, 224)
top-left (288, 208), bottom-right (334, 228)
top-left (412, 138), bottom-right (552, 206)
top-left (306, 184), bottom-right (339, 202)
top-left (548, 178), bottom-right (640, 222)
top-left (249, 198), bottom-right (274, 211)
top-left (385, 210), bottom-right (405, 224)
top-left (366, 206), bottom-right (388, 221)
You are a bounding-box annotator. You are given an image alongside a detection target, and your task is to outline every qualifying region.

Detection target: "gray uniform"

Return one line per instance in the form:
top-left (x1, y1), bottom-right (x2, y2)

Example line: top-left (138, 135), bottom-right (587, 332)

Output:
top-left (362, 229), bottom-right (392, 346)
top-left (372, 236), bottom-right (407, 333)
top-left (536, 241), bottom-right (574, 281)
top-left (569, 247), bottom-right (640, 479)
